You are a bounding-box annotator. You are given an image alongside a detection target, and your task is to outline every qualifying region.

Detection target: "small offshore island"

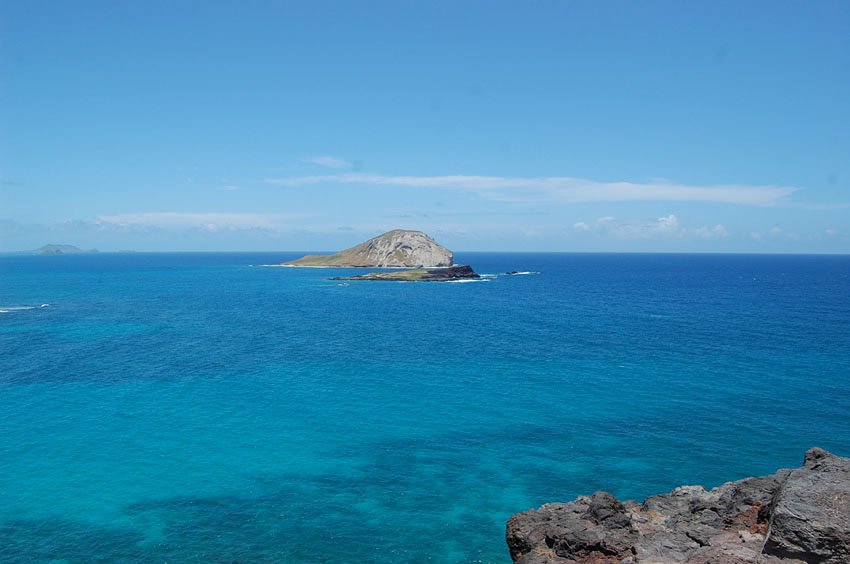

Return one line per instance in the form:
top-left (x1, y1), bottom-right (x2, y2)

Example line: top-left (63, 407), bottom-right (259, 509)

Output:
top-left (30, 244), bottom-right (98, 255)
top-left (283, 229), bottom-right (481, 281)
top-left (332, 264), bottom-right (480, 282)
top-left (283, 229), bottom-right (453, 268)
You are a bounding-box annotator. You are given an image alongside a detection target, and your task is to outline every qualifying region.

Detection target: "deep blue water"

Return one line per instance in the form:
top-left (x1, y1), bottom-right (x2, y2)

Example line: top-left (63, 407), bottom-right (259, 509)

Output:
top-left (1, 252), bottom-right (849, 562)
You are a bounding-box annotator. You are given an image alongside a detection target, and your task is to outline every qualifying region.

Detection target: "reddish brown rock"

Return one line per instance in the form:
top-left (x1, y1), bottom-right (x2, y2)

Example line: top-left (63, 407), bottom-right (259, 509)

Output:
top-left (507, 448), bottom-right (849, 563)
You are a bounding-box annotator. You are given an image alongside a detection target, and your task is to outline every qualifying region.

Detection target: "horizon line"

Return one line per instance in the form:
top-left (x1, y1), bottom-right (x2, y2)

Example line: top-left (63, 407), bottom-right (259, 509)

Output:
top-left (2, 249), bottom-right (848, 257)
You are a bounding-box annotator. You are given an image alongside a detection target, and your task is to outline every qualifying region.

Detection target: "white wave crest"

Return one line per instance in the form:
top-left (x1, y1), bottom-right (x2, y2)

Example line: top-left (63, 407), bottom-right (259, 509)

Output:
top-left (0, 306), bottom-right (37, 314)
top-left (447, 278), bottom-right (491, 283)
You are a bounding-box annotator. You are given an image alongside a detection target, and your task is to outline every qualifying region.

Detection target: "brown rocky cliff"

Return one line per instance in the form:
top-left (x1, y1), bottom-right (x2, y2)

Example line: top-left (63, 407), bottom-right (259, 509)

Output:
top-left (507, 448), bottom-right (850, 563)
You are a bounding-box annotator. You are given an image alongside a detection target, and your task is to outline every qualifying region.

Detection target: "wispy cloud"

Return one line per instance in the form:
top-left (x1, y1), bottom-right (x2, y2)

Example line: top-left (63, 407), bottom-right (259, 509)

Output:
top-left (221, 185), bottom-right (241, 191)
top-left (572, 214), bottom-right (730, 239)
top-left (301, 156), bottom-right (352, 169)
top-left (97, 212), bottom-right (305, 231)
top-left (751, 226), bottom-right (784, 241)
top-left (266, 173), bottom-right (796, 206)
top-left (693, 224), bottom-right (730, 239)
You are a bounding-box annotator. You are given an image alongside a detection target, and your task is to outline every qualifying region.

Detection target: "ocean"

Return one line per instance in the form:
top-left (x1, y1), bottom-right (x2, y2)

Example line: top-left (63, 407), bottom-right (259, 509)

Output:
top-left (1, 252), bottom-right (849, 562)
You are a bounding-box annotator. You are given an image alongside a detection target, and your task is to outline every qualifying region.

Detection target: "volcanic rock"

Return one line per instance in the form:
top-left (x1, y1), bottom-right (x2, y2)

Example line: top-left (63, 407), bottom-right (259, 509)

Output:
top-left (331, 264), bottom-right (479, 282)
top-left (507, 448), bottom-right (850, 563)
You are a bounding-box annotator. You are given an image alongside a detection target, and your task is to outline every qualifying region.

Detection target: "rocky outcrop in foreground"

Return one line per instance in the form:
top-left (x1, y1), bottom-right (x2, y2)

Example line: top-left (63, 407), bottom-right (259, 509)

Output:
top-left (284, 230), bottom-right (453, 267)
top-left (331, 264), bottom-right (479, 282)
top-left (507, 448), bottom-right (850, 563)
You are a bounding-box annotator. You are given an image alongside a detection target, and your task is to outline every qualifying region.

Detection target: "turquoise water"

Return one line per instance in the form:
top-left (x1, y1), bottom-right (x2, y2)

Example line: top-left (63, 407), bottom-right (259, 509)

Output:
top-left (1, 252), bottom-right (849, 562)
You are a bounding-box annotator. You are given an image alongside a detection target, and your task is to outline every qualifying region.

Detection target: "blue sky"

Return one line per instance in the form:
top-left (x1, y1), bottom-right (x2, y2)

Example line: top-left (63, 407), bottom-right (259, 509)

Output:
top-left (1, 1), bottom-right (848, 252)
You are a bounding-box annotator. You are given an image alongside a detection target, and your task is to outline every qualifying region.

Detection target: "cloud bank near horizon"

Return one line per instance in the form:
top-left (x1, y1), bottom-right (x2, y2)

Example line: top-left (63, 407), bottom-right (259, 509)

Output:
top-left (266, 173), bottom-right (797, 206)
top-left (573, 214), bottom-right (730, 240)
top-left (0, 211), bottom-right (844, 253)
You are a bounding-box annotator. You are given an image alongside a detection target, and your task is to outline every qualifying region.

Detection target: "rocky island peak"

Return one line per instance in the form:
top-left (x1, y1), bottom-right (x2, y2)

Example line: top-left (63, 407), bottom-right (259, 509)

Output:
top-left (283, 229), bottom-right (453, 268)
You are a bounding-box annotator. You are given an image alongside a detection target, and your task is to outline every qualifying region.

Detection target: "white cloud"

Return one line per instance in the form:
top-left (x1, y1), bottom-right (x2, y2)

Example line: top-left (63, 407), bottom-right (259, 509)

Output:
top-left (693, 224), bottom-right (730, 239)
top-left (751, 225), bottom-right (786, 240)
top-left (97, 212), bottom-right (304, 231)
top-left (573, 214), bottom-right (730, 240)
top-left (302, 156), bottom-right (352, 169)
top-left (221, 185), bottom-right (241, 191)
top-left (654, 214), bottom-right (680, 233)
top-left (266, 172), bottom-right (796, 206)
